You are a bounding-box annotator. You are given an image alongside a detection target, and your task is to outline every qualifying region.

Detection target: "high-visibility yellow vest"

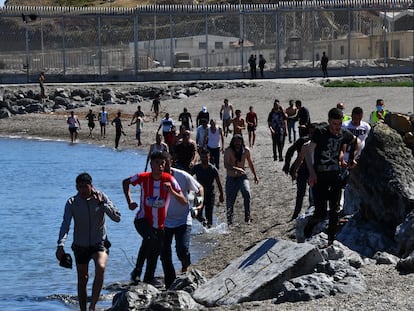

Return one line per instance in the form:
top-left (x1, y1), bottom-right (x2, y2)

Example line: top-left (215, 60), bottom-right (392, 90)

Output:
top-left (370, 110), bottom-right (388, 125)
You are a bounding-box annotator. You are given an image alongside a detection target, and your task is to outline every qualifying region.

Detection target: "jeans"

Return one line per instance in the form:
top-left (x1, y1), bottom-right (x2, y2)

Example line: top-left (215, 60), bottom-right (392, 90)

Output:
top-left (160, 224), bottom-right (192, 289)
top-left (133, 218), bottom-right (164, 284)
top-left (287, 119), bottom-right (296, 143)
top-left (208, 146), bottom-right (221, 169)
top-left (271, 131), bottom-right (285, 160)
top-left (225, 175), bottom-right (251, 224)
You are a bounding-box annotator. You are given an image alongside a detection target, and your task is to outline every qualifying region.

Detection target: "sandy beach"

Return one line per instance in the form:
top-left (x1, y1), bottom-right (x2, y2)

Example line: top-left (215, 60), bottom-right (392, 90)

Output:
top-left (1, 77), bottom-right (413, 310)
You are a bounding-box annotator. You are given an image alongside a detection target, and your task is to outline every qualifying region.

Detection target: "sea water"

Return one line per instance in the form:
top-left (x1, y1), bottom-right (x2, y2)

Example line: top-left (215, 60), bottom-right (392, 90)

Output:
top-left (0, 137), bottom-right (221, 310)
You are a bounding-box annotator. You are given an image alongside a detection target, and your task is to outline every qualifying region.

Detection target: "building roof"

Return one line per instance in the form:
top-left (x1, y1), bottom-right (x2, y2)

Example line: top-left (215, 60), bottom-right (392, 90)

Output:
top-left (380, 9), bottom-right (413, 22)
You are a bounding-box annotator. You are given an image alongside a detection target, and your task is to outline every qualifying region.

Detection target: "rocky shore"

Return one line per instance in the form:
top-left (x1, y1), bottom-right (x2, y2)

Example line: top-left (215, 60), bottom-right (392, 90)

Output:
top-left (0, 76), bottom-right (413, 310)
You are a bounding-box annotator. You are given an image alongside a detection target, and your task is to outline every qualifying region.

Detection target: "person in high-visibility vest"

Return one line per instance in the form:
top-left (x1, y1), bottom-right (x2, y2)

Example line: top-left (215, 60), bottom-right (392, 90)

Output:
top-left (369, 99), bottom-right (388, 126)
top-left (337, 102), bottom-right (351, 123)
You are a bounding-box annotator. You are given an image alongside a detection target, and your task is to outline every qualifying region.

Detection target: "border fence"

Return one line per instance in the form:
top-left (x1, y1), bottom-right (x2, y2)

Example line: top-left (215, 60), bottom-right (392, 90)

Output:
top-left (0, 1), bottom-right (413, 82)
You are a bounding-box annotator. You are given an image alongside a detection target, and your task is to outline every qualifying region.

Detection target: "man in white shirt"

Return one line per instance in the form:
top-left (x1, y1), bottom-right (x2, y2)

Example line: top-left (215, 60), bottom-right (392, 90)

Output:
top-left (161, 154), bottom-right (204, 289)
top-left (342, 106), bottom-right (371, 162)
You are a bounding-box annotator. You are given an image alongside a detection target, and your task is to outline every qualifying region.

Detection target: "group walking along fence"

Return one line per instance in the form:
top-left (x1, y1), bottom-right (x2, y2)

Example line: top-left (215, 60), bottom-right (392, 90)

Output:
top-left (0, 0), bottom-right (412, 82)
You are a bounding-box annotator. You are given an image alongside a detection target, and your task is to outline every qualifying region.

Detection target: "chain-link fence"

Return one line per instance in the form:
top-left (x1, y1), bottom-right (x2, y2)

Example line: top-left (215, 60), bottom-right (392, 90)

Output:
top-left (0, 1), bottom-right (412, 81)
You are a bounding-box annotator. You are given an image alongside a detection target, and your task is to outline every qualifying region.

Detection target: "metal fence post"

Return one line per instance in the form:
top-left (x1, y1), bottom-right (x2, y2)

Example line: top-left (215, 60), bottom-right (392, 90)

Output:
top-left (383, 8), bottom-right (388, 68)
top-left (347, 7), bottom-right (351, 69)
top-left (98, 15), bottom-right (102, 79)
top-left (134, 14), bottom-right (139, 76)
top-left (62, 16), bottom-right (66, 76)
top-left (275, 10), bottom-right (280, 72)
top-left (239, 5), bottom-right (244, 74)
top-left (170, 14), bottom-right (173, 72)
top-left (25, 21), bottom-right (29, 83)
top-left (312, 8), bottom-right (315, 69)
top-left (205, 12), bottom-right (209, 72)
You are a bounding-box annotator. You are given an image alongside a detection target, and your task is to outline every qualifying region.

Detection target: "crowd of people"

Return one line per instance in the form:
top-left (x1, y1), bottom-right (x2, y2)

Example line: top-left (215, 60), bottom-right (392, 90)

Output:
top-left (58, 94), bottom-right (387, 310)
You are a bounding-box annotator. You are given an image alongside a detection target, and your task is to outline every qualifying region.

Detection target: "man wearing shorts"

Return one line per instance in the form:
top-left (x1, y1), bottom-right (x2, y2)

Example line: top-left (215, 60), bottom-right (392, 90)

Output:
top-left (56, 173), bottom-right (121, 311)
top-left (67, 111), bottom-right (81, 143)
top-left (98, 106), bottom-right (108, 138)
top-left (220, 98), bottom-right (234, 137)
top-left (246, 106), bottom-right (258, 148)
top-left (151, 95), bottom-right (161, 122)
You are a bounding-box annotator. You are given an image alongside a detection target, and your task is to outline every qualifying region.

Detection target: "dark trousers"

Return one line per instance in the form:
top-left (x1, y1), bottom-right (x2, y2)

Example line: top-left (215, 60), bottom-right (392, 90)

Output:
top-left (160, 224), bottom-right (192, 289)
top-left (309, 171), bottom-right (341, 241)
top-left (287, 119), bottom-right (296, 143)
top-left (271, 131), bottom-right (285, 160)
top-left (200, 189), bottom-right (215, 227)
top-left (208, 146), bottom-right (221, 169)
top-left (134, 218), bottom-right (164, 284)
top-left (115, 130), bottom-right (121, 149)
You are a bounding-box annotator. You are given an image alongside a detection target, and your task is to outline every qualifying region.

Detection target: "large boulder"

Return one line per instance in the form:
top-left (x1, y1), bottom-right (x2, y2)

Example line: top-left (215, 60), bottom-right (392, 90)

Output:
top-left (348, 122), bottom-right (414, 232)
top-left (395, 210), bottom-right (414, 257)
top-left (0, 107), bottom-right (12, 119)
top-left (192, 238), bottom-right (324, 306)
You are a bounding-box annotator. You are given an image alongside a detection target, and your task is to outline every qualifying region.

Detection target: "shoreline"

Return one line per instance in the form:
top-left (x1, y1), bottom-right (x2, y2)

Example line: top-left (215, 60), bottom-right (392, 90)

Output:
top-left (1, 78), bottom-right (413, 310)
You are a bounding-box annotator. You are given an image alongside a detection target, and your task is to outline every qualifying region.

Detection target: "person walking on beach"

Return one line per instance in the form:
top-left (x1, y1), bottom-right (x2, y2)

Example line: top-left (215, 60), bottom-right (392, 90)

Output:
top-left (161, 154), bottom-right (204, 289)
top-left (267, 100), bottom-right (287, 161)
top-left (342, 107), bottom-right (370, 161)
top-left (173, 129), bottom-right (198, 172)
top-left (285, 100), bottom-right (298, 143)
top-left (196, 119), bottom-right (209, 152)
top-left (258, 54), bottom-right (266, 78)
top-left (224, 134), bottom-right (259, 225)
top-left (205, 119), bottom-right (224, 169)
top-left (131, 105), bottom-right (145, 123)
top-left (157, 113), bottom-right (174, 143)
top-left (231, 109), bottom-right (246, 136)
top-left (295, 100), bottom-right (311, 128)
top-left (305, 108), bottom-right (360, 245)
top-left (191, 149), bottom-right (225, 228)
top-left (196, 106), bottom-right (209, 127)
top-left (56, 172), bottom-right (121, 311)
top-left (39, 71), bottom-right (46, 100)
top-left (85, 109), bottom-right (96, 138)
top-left (111, 111), bottom-right (125, 149)
top-left (67, 111), bottom-right (81, 143)
top-left (246, 106), bottom-right (258, 148)
top-left (151, 95), bottom-right (161, 122)
top-left (283, 124), bottom-right (316, 220)
top-left (321, 51), bottom-right (329, 78)
top-left (220, 98), bottom-right (234, 137)
top-left (98, 107), bottom-right (108, 138)
top-left (130, 106), bottom-right (144, 146)
top-left (123, 151), bottom-right (185, 286)
top-left (144, 133), bottom-right (169, 172)
top-left (178, 107), bottom-right (194, 131)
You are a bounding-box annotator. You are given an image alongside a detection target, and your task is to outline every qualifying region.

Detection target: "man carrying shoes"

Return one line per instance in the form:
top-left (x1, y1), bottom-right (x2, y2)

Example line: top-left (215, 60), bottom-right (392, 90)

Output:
top-left (56, 172), bottom-right (121, 311)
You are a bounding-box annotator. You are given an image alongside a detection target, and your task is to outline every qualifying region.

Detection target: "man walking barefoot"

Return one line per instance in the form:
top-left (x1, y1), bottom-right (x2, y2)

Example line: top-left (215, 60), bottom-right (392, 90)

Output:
top-left (56, 173), bottom-right (121, 311)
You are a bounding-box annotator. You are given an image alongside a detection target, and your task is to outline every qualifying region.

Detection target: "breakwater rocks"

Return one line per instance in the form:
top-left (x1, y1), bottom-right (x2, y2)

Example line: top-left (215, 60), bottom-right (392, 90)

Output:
top-left (0, 81), bottom-right (257, 119)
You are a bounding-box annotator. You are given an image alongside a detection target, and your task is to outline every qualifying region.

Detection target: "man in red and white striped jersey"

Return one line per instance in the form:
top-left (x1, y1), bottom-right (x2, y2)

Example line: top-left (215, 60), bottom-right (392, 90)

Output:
top-left (123, 151), bottom-right (186, 285)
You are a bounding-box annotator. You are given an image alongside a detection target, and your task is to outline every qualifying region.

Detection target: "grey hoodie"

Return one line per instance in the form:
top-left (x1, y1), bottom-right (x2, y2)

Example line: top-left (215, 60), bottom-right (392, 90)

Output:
top-left (57, 191), bottom-right (121, 248)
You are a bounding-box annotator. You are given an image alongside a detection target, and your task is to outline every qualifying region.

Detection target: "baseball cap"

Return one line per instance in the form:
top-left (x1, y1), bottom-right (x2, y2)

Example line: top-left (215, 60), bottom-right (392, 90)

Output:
top-left (202, 106), bottom-right (207, 113)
